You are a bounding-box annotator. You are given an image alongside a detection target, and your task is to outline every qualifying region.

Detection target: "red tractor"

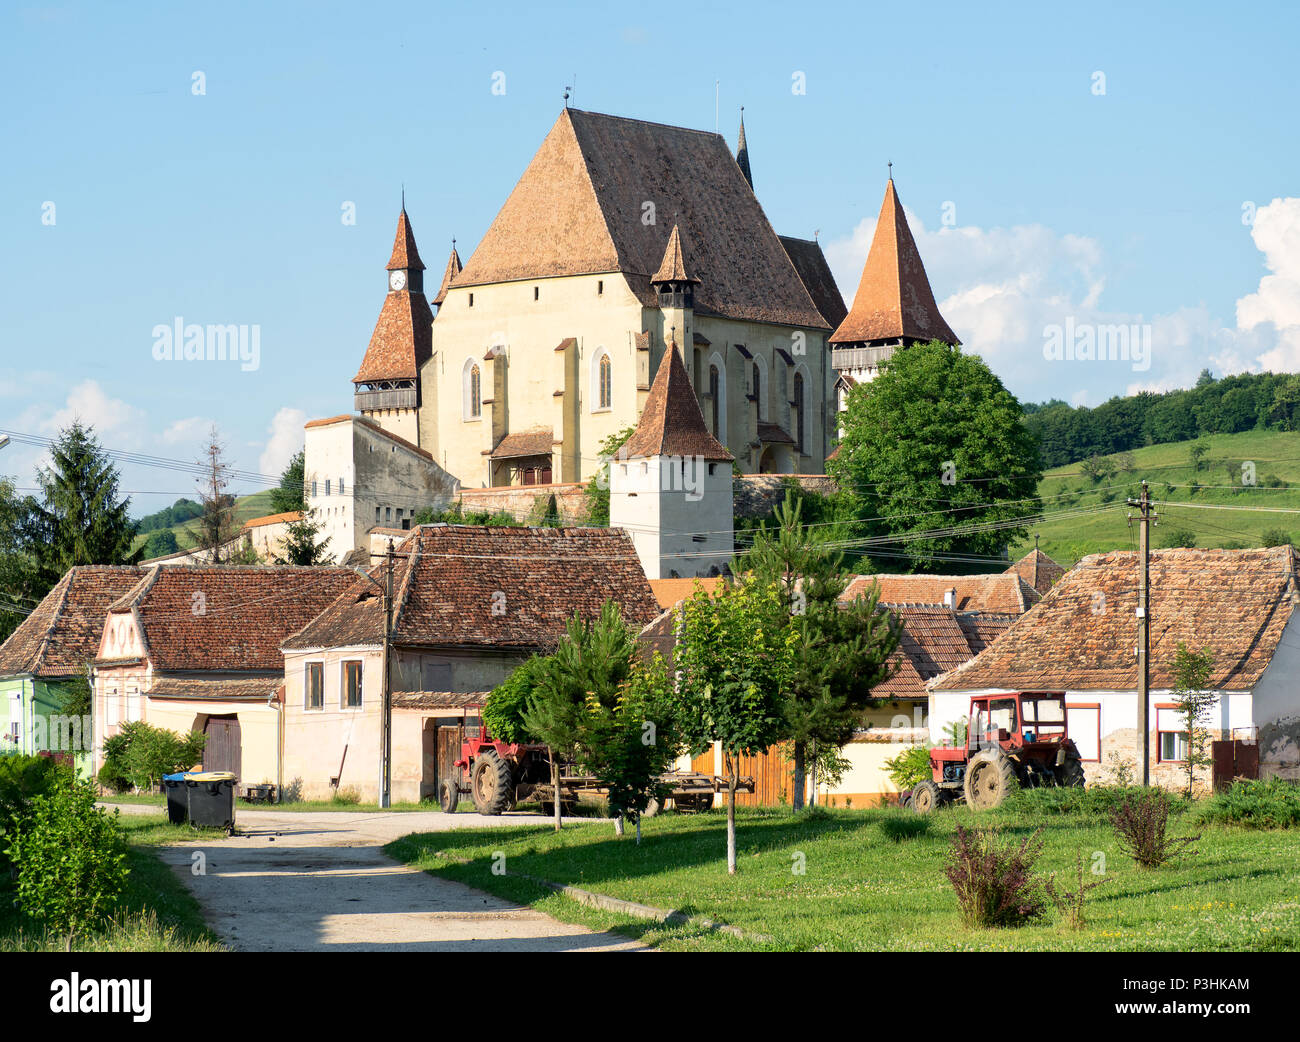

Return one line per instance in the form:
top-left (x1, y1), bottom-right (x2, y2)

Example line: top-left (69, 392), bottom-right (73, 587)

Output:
top-left (439, 728), bottom-right (568, 816)
top-left (910, 691), bottom-right (1086, 813)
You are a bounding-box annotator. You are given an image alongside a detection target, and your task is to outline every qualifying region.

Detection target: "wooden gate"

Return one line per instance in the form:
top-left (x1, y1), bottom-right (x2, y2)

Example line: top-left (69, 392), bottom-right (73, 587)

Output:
top-left (1211, 739), bottom-right (1259, 789)
top-left (203, 715), bottom-right (242, 779)
top-left (734, 745), bottom-right (796, 807)
top-left (437, 726), bottom-right (462, 794)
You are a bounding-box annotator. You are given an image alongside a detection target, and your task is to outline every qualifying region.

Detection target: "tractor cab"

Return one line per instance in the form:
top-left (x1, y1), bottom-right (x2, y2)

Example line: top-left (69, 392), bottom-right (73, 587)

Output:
top-left (968, 691), bottom-right (1069, 753)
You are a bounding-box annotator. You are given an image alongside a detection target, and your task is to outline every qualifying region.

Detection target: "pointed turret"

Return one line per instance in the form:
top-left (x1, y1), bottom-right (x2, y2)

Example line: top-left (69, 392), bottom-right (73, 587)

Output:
top-left (353, 209), bottom-right (433, 444)
top-left (386, 208), bottom-right (426, 272)
top-left (432, 244), bottom-right (461, 306)
top-left (620, 339), bottom-right (732, 462)
top-left (830, 178), bottom-right (958, 347)
top-left (736, 109), bottom-right (752, 190)
top-left (651, 224), bottom-right (700, 287)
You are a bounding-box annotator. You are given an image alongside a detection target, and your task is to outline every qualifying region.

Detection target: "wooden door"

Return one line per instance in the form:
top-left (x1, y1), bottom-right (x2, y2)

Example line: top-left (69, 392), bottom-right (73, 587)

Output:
top-left (437, 726), bottom-right (462, 792)
top-left (204, 715), bottom-right (242, 779)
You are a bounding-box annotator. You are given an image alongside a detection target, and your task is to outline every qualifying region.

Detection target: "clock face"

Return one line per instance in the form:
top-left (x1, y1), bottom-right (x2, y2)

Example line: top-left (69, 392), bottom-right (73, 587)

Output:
top-left (389, 270), bottom-right (406, 291)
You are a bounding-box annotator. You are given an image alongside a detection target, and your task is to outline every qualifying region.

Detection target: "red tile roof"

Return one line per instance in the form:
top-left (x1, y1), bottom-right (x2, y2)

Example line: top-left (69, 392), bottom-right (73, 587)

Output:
top-left (147, 676), bottom-right (281, 702)
top-left (241, 511), bottom-right (302, 531)
top-left (932, 547), bottom-right (1300, 693)
top-left (352, 288), bottom-right (433, 383)
top-left (842, 572), bottom-right (1039, 614)
top-left (285, 525), bottom-right (660, 653)
top-left (102, 566), bottom-right (358, 672)
top-left (619, 344), bottom-right (733, 462)
top-left (831, 179), bottom-right (959, 346)
top-left (648, 577), bottom-right (725, 609)
top-left (1004, 547), bottom-right (1066, 596)
top-left (779, 235), bottom-right (848, 330)
top-left (0, 567), bottom-right (145, 678)
top-left (392, 691), bottom-right (487, 711)
top-left (304, 414), bottom-right (436, 462)
top-left (491, 427), bottom-right (554, 459)
top-left (386, 209), bottom-right (426, 271)
top-left (453, 109), bottom-right (828, 329)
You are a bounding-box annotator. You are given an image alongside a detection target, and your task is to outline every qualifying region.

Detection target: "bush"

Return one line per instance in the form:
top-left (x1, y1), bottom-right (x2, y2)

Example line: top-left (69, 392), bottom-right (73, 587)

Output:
top-left (1005, 784), bottom-right (1161, 819)
top-left (482, 655), bottom-right (547, 744)
top-left (101, 721), bottom-right (206, 793)
top-left (1260, 528), bottom-right (1293, 548)
top-left (1111, 788), bottom-right (1200, 868)
top-left (0, 754), bottom-right (61, 873)
top-left (6, 769), bottom-right (128, 945)
top-left (883, 744), bottom-right (932, 790)
top-left (1157, 526), bottom-right (1197, 549)
top-left (878, 813), bottom-right (930, 842)
top-left (1200, 778), bottom-right (1300, 829)
top-left (945, 826), bottom-right (1048, 928)
top-left (331, 787), bottom-right (361, 805)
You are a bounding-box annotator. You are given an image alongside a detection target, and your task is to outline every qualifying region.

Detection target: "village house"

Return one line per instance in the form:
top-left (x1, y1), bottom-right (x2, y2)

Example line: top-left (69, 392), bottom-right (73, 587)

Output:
top-left (90, 565), bottom-right (356, 789)
top-left (929, 547), bottom-right (1300, 790)
top-left (279, 523), bottom-right (660, 803)
top-left (0, 566), bottom-right (145, 770)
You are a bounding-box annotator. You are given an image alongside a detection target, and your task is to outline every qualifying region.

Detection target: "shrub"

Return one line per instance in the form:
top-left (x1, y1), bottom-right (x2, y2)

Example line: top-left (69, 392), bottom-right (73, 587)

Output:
top-left (945, 826), bottom-right (1048, 928)
top-left (883, 744), bottom-right (932, 790)
top-left (1046, 849), bottom-right (1110, 930)
top-left (879, 813), bottom-right (930, 842)
top-left (1157, 526), bottom-right (1197, 549)
top-left (1111, 788), bottom-right (1200, 868)
top-left (1260, 527), bottom-right (1293, 548)
top-left (331, 787), bottom-right (361, 805)
top-left (482, 655), bottom-right (547, 744)
top-left (0, 754), bottom-right (61, 873)
top-left (6, 769), bottom-right (128, 946)
top-left (1200, 778), bottom-right (1300, 829)
top-left (1006, 784), bottom-right (1157, 819)
top-left (100, 721), bottom-right (206, 793)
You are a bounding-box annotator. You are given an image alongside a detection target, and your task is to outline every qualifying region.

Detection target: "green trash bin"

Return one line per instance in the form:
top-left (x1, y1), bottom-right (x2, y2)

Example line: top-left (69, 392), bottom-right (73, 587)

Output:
top-left (185, 771), bottom-right (237, 830)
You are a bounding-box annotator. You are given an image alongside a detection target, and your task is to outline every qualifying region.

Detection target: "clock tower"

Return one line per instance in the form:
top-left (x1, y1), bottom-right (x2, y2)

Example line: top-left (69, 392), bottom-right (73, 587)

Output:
top-left (352, 207), bottom-right (433, 445)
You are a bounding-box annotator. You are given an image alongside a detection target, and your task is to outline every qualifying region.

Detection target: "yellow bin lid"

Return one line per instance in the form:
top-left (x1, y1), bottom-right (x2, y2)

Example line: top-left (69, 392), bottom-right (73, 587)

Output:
top-left (185, 771), bottom-right (236, 782)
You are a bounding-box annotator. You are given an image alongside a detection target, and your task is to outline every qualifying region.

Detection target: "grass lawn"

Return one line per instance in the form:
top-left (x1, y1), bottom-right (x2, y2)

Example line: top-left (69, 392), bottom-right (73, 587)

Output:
top-left (386, 802), bottom-right (1300, 951)
top-left (0, 813), bottom-right (225, 952)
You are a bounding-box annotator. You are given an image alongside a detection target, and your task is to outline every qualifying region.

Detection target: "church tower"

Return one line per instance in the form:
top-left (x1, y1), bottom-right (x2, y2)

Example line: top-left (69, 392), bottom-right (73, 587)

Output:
top-left (829, 178), bottom-right (958, 407)
top-left (352, 208), bottom-right (433, 444)
top-left (651, 223), bottom-right (700, 359)
top-left (610, 339), bottom-right (734, 579)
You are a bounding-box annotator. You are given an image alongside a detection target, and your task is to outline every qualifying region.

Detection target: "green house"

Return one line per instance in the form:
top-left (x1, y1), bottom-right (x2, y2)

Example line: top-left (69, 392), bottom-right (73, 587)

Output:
top-left (0, 566), bottom-right (145, 771)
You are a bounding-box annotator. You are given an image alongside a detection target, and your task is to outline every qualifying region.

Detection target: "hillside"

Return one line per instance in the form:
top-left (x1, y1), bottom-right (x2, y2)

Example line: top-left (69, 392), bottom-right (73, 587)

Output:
top-left (1009, 429), bottom-right (1300, 566)
top-left (131, 489), bottom-right (277, 556)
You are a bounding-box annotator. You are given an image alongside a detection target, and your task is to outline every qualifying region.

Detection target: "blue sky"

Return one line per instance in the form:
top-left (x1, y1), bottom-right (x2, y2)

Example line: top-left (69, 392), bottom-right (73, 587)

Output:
top-left (3, 0), bottom-right (1299, 514)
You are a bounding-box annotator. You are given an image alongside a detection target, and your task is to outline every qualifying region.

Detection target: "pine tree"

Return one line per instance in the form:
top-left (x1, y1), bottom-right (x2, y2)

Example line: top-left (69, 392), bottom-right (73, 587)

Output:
top-left (269, 450), bottom-right (306, 514)
top-left (26, 422), bottom-right (141, 588)
top-left (734, 491), bottom-right (901, 809)
top-left (274, 512), bottom-right (335, 566)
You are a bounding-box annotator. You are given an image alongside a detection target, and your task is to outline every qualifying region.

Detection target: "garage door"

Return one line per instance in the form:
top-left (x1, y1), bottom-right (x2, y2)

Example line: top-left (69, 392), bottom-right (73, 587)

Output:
top-left (203, 715), bottom-right (242, 779)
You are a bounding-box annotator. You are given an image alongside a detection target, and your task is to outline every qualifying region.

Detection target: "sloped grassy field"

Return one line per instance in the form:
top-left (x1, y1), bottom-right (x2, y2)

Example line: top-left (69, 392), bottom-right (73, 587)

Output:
top-left (1010, 430), bottom-right (1300, 565)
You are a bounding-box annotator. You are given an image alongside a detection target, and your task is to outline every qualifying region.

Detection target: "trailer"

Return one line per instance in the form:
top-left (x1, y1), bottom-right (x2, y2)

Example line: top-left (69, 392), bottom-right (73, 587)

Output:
top-left (438, 716), bottom-right (752, 815)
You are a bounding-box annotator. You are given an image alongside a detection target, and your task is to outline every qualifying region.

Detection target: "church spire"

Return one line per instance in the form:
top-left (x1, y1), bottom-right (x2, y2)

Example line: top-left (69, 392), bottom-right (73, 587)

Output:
top-left (652, 223), bottom-right (700, 286)
top-left (433, 242), bottom-right (461, 306)
top-left (386, 208), bottom-right (426, 273)
top-left (736, 107), bottom-right (752, 190)
top-left (830, 177), bottom-right (959, 347)
top-left (620, 338), bottom-right (732, 462)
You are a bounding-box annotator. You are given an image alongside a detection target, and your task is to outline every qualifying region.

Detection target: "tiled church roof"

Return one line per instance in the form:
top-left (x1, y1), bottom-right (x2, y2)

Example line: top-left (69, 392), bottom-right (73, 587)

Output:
top-left (618, 343), bottom-right (732, 462)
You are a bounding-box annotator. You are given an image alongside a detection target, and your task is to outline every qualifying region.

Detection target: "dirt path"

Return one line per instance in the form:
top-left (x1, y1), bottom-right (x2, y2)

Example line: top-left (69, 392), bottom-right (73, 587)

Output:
top-left (128, 806), bottom-right (645, 952)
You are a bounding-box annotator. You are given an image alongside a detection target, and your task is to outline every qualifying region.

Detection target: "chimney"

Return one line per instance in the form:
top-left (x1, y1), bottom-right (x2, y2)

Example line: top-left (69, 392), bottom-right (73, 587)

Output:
top-left (942, 588), bottom-right (957, 609)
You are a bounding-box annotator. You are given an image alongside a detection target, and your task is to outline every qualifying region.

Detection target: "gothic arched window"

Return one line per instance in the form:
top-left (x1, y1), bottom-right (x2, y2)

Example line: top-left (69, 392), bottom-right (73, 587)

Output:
top-left (793, 371), bottom-right (805, 452)
top-left (599, 352), bottom-right (612, 409)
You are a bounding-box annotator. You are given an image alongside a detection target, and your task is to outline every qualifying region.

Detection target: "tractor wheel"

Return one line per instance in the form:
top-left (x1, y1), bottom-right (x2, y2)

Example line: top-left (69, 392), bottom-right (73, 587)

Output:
top-left (1060, 752), bottom-right (1086, 788)
top-left (438, 779), bottom-right (460, 813)
top-left (964, 751), bottom-right (1017, 810)
top-left (471, 750), bottom-right (515, 815)
top-left (911, 780), bottom-right (942, 814)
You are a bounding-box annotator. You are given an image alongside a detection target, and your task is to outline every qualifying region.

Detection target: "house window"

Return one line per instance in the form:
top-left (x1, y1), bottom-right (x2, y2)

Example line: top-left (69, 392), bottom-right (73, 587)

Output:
top-left (533, 286), bottom-right (539, 301)
top-left (469, 293), bottom-right (474, 307)
top-left (342, 661), bottom-right (363, 708)
top-left (597, 280), bottom-right (604, 295)
top-left (306, 662), bottom-right (323, 710)
top-left (1159, 731), bottom-right (1189, 763)
top-left (385, 506), bottom-right (392, 522)
top-left (375, 506), bottom-right (381, 523)
top-left (325, 479), bottom-right (331, 496)
top-left (311, 480), bottom-right (318, 497)
top-left (339, 477), bottom-right (345, 495)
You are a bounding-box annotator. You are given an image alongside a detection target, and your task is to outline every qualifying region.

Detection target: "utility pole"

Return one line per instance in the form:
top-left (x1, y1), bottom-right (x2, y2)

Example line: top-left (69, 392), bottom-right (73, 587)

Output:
top-left (1127, 481), bottom-right (1156, 786)
top-left (380, 540), bottom-right (395, 809)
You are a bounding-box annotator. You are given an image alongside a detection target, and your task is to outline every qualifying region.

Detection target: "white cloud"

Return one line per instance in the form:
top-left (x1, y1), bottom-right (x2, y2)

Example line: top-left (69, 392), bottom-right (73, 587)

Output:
top-left (258, 407), bottom-right (307, 478)
top-left (162, 417), bottom-right (214, 445)
top-left (824, 197), bottom-right (1300, 406)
